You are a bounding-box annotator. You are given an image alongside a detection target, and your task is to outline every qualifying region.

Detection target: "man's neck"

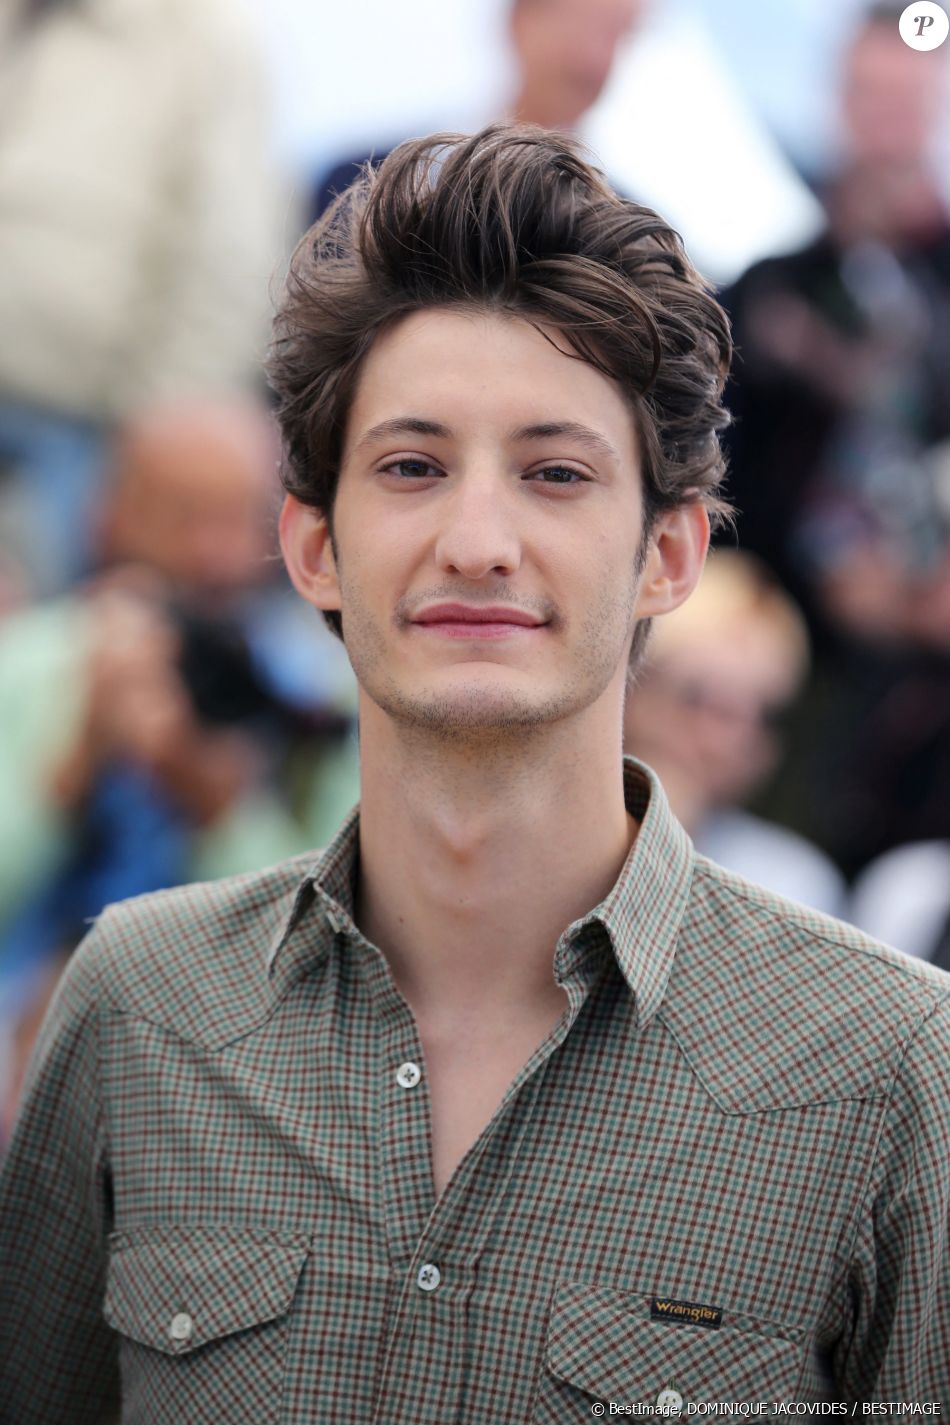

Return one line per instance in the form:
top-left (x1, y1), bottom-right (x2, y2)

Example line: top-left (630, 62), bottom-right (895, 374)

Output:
top-left (506, 90), bottom-right (582, 136)
top-left (354, 698), bottom-right (636, 1035)
top-left (828, 162), bottom-right (948, 249)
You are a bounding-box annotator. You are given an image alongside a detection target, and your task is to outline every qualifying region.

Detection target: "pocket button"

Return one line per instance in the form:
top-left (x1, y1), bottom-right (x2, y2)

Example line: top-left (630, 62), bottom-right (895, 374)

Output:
top-left (168, 1312), bottom-right (194, 1343)
top-left (656, 1387), bottom-right (683, 1414)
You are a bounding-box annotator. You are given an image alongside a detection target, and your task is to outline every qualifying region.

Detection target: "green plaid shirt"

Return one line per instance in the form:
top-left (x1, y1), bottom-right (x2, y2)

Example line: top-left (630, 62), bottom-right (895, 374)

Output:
top-left (2, 758), bottom-right (949, 1422)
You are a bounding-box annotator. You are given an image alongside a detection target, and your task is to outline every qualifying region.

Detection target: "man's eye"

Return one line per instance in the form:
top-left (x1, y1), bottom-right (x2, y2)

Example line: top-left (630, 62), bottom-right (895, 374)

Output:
top-left (528, 466), bottom-right (588, 485)
top-left (381, 458), bottom-right (441, 480)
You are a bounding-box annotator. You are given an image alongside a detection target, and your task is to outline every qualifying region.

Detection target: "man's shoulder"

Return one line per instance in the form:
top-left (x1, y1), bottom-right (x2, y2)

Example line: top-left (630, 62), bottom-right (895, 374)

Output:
top-left (659, 854), bottom-right (950, 1114)
top-left (78, 853), bottom-right (320, 1048)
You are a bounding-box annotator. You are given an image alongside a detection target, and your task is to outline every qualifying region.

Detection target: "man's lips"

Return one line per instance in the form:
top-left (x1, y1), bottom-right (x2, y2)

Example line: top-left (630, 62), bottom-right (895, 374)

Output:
top-left (410, 603), bottom-right (548, 639)
top-left (413, 603), bottom-right (544, 626)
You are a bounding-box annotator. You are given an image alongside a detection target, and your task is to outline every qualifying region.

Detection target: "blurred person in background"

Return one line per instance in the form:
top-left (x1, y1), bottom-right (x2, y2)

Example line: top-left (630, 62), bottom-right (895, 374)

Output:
top-left (624, 550), bottom-right (847, 916)
top-left (850, 838), bottom-right (950, 968)
top-left (0, 400), bottom-right (359, 1141)
top-left (311, 0), bottom-right (644, 220)
top-left (0, 0), bottom-right (280, 598)
top-left (721, 0), bottom-right (950, 876)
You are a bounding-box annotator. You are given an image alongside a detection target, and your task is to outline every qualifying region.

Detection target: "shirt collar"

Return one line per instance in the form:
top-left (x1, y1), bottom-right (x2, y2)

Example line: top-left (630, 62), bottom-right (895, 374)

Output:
top-left (553, 757), bottom-right (695, 1026)
top-left (268, 757), bottom-right (693, 1027)
top-left (265, 801), bottom-right (361, 989)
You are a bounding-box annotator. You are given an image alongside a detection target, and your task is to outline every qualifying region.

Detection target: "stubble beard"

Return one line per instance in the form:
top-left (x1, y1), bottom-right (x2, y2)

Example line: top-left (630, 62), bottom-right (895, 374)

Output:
top-left (337, 568), bottom-right (641, 748)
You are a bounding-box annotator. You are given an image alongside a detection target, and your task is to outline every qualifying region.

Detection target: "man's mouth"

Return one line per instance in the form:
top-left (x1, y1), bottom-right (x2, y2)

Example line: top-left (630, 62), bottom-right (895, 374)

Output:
top-left (410, 603), bottom-right (548, 639)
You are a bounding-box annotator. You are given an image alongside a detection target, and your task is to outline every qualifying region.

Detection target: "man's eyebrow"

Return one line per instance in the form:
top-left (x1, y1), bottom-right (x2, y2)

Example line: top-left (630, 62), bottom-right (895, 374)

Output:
top-left (352, 417), bottom-right (452, 452)
top-left (351, 416), bottom-right (621, 463)
top-left (509, 422), bottom-right (620, 463)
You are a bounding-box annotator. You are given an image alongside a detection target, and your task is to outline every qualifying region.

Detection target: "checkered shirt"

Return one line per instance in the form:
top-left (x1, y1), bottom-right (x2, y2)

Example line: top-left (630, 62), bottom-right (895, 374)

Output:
top-left (2, 758), bottom-right (949, 1423)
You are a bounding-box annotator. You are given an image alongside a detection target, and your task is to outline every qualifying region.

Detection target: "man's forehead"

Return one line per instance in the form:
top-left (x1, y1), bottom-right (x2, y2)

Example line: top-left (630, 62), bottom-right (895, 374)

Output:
top-left (341, 307), bottom-right (639, 459)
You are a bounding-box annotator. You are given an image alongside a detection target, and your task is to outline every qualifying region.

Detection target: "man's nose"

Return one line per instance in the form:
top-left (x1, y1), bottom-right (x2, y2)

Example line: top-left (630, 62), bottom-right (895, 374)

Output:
top-left (433, 474), bottom-right (522, 580)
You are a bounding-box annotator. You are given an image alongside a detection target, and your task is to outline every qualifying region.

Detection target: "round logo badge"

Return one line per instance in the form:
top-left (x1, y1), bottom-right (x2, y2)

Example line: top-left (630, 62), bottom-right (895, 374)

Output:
top-left (899, 2), bottom-right (950, 50)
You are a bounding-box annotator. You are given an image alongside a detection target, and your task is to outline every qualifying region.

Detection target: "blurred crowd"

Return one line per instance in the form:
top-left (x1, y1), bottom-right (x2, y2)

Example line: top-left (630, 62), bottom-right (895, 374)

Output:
top-left (1, 0), bottom-right (949, 1139)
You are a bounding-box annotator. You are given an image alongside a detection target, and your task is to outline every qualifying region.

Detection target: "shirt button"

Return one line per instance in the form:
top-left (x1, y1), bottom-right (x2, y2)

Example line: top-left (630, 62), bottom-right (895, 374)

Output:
top-left (656, 1387), bottom-right (683, 1414)
top-left (396, 1061), bottom-right (422, 1089)
top-left (168, 1312), bottom-right (194, 1343)
top-left (417, 1263), bottom-right (441, 1292)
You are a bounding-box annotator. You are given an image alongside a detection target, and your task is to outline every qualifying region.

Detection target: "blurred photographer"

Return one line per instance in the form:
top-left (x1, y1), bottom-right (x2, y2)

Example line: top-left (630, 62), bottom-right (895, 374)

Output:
top-left (0, 401), bottom-right (358, 1137)
top-left (722, 3), bottom-right (950, 874)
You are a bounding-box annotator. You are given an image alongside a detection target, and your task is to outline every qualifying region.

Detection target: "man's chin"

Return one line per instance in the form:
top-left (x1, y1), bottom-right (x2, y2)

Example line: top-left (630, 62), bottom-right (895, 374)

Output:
top-left (367, 679), bottom-right (572, 737)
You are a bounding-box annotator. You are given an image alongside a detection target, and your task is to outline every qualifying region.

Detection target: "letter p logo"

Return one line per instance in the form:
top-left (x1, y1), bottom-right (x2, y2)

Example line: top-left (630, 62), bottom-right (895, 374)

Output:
top-left (900, 2), bottom-right (949, 49)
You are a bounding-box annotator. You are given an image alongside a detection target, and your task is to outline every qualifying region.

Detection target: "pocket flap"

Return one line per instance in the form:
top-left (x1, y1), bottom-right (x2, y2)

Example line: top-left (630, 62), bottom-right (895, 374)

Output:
top-left (546, 1281), bottom-right (803, 1404)
top-left (104, 1224), bottom-right (310, 1355)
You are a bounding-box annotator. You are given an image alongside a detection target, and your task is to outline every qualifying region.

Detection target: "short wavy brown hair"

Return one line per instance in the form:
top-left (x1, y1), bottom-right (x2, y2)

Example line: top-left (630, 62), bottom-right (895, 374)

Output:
top-left (268, 122), bottom-right (733, 638)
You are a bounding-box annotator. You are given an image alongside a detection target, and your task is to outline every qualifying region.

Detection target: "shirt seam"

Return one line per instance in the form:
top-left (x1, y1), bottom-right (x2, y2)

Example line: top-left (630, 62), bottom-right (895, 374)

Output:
top-left (555, 938), bottom-right (610, 985)
top-left (655, 1011), bottom-right (890, 1116)
top-left (90, 925), bottom-right (114, 1244)
top-left (100, 970), bottom-right (323, 1054)
top-left (107, 1222), bottom-right (313, 1248)
top-left (694, 862), bottom-right (950, 991)
top-left (833, 988), bottom-right (950, 1340)
top-left (527, 1279), bottom-right (559, 1418)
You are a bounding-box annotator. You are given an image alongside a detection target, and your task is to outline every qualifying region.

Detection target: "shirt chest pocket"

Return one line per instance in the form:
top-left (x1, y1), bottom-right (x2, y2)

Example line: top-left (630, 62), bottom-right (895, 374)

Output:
top-left (532, 1281), bottom-right (807, 1422)
top-left (103, 1224), bottom-right (310, 1425)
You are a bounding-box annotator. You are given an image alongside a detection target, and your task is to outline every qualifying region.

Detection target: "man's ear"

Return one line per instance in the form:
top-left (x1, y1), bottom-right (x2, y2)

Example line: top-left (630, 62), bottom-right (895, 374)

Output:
top-left (278, 494), bottom-right (341, 613)
top-left (634, 503), bottom-right (710, 619)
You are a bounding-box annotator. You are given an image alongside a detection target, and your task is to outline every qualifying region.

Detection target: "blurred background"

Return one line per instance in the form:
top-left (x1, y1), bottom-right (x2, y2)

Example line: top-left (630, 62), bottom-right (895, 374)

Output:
top-left (2, 0), bottom-right (950, 1139)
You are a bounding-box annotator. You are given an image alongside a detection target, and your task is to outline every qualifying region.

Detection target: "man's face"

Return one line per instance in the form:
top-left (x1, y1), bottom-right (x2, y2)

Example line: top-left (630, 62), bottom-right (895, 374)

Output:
top-left (842, 23), bottom-right (946, 170)
top-left (310, 308), bottom-right (655, 739)
top-left (106, 414), bottom-right (277, 604)
top-left (511, 0), bottom-right (644, 128)
top-left (624, 628), bottom-right (798, 809)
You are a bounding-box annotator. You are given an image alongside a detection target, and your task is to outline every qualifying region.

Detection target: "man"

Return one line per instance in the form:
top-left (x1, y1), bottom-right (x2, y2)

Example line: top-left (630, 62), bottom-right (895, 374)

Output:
top-left (0, 399), bottom-right (358, 1141)
top-left (310, 0), bottom-right (643, 220)
top-left (720, 1), bottom-right (950, 877)
top-left (851, 838), bottom-right (950, 969)
top-left (1, 124), bottom-right (948, 1420)
top-left (0, 0), bottom-right (278, 595)
top-left (723, 0), bottom-right (950, 608)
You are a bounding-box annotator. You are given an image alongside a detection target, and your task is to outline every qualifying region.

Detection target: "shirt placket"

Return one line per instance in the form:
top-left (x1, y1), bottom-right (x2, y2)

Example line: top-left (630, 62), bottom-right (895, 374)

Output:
top-left (345, 923), bottom-right (605, 1425)
top-left (374, 987), bottom-right (441, 1266)
top-left (344, 933), bottom-right (467, 1422)
top-left (371, 1024), bottom-right (552, 1425)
